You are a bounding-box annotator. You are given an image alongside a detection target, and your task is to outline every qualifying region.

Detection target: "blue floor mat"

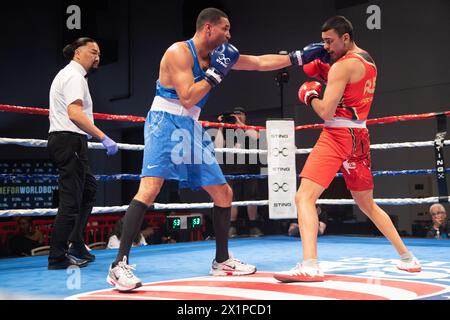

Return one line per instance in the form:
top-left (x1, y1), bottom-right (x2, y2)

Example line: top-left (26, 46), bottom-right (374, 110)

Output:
top-left (1, 235), bottom-right (449, 300)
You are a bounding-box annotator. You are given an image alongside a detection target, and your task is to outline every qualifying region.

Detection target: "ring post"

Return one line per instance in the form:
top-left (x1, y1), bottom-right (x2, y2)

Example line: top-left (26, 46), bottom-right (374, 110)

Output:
top-left (267, 120), bottom-right (297, 219)
top-left (434, 113), bottom-right (448, 203)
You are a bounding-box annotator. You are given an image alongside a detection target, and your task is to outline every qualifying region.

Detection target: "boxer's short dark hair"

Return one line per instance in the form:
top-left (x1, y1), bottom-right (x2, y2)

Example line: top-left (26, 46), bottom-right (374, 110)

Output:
top-left (196, 8), bottom-right (228, 31)
top-left (322, 16), bottom-right (354, 41)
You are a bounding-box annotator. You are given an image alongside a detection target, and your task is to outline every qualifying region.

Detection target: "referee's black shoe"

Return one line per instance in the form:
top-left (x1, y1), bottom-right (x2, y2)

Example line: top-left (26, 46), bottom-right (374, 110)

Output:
top-left (68, 242), bottom-right (96, 262)
top-left (48, 253), bottom-right (89, 270)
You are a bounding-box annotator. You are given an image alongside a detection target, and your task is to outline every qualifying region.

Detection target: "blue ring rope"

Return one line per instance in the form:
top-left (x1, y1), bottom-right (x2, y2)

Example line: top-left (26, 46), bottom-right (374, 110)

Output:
top-left (1, 168), bottom-right (448, 182)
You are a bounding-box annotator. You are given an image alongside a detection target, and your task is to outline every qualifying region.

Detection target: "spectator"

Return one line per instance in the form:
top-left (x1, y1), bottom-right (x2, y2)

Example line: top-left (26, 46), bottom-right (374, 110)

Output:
top-left (107, 219), bottom-right (148, 249)
top-left (9, 217), bottom-right (44, 256)
top-left (427, 204), bottom-right (449, 239)
top-left (214, 107), bottom-right (264, 237)
top-left (140, 218), bottom-right (177, 244)
top-left (140, 220), bottom-right (155, 243)
top-left (288, 206), bottom-right (328, 237)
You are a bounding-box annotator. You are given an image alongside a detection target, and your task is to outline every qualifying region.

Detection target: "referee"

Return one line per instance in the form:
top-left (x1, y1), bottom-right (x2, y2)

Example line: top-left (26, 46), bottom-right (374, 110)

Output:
top-left (47, 38), bottom-right (118, 270)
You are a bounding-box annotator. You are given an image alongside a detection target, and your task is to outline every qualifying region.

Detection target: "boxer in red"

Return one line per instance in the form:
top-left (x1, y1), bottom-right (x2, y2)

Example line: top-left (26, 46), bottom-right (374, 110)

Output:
top-left (274, 16), bottom-right (422, 282)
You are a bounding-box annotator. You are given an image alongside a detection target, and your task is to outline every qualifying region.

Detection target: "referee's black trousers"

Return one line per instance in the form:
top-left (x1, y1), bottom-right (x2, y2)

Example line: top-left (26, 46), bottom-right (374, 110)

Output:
top-left (47, 132), bottom-right (97, 261)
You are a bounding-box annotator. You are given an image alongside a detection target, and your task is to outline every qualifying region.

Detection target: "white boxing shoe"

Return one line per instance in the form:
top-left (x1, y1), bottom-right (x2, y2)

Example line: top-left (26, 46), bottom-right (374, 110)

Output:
top-left (397, 256), bottom-right (422, 273)
top-left (107, 256), bottom-right (142, 292)
top-left (210, 257), bottom-right (256, 276)
top-left (274, 262), bottom-right (325, 283)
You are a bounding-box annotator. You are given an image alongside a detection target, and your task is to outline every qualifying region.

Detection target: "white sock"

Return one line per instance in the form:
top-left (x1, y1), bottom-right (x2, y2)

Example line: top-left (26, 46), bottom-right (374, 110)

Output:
top-left (302, 259), bottom-right (319, 268)
top-left (400, 251), bottom-right (413, 262)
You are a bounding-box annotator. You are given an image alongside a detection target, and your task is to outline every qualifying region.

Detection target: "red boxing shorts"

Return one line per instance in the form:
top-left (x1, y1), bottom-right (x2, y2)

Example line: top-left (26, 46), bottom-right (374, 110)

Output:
top-left (300, 127), bottom-right (373, 191)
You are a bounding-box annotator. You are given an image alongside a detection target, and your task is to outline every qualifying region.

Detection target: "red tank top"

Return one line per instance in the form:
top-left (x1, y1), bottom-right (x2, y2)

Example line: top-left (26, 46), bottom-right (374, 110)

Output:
top-left (334, 52), bottom-right (377, 121)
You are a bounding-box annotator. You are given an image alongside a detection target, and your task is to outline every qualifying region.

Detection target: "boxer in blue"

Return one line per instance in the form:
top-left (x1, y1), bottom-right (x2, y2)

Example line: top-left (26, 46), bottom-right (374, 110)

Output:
top-left (106, 7), bottom-right (329, 292)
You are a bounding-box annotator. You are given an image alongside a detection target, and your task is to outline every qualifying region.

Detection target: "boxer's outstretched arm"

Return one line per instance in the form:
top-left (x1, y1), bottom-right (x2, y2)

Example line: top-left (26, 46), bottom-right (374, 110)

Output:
top-left (233, 42), bottom-right (329, 71)
top-left (165, 44), bottom-right (212, 109)
top-left (233, 54), bottom-right (291, 71)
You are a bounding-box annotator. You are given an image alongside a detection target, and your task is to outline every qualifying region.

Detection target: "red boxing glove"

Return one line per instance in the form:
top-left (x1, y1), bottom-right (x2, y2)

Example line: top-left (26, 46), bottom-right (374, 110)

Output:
top-left (303, 59), bottom-right (330, 83)
top-left (298, 81), bottom-right (322, 107)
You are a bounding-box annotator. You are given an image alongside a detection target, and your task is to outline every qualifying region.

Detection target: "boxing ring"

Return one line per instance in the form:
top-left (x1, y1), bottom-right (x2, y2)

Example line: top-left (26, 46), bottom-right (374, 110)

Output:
top-left (0, 104), bottom-right (450, 300)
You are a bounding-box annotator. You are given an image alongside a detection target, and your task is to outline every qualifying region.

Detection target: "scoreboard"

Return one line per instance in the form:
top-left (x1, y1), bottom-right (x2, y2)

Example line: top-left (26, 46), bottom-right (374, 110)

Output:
top-left (0, 160), bottom-right (58, 209)
top-left (166, 214), bottom-right (203, 231)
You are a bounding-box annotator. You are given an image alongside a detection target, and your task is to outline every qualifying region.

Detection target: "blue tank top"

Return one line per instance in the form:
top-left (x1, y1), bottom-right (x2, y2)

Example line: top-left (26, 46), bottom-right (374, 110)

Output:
top-left (155, 39), bottom-right (209, 109)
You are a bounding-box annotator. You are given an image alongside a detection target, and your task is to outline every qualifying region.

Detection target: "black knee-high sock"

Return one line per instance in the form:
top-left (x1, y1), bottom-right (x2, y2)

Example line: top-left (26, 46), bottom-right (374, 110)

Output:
top-left (213, 205), bottom-right (231, 263)
top-left (113, 199), bottom-right (148, 266)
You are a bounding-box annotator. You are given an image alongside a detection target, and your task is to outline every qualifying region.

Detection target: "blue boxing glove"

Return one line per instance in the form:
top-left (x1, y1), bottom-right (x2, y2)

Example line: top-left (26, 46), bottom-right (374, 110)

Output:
top-left (205, 43), bottom-right (240, 87)
top-left (289, 42), bottom-right (330, 66)
top-left (101, 134), bottom-right (118, 156)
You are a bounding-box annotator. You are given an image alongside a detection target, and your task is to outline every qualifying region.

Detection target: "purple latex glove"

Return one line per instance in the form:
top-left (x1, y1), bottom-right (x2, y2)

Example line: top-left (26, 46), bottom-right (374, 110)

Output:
top-left (101, 135), bottom-right (118, 156)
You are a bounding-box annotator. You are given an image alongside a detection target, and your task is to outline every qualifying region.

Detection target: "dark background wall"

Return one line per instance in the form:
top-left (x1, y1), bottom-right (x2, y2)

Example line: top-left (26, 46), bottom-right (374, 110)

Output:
top-left (1, 0), bottom-right (449, 233)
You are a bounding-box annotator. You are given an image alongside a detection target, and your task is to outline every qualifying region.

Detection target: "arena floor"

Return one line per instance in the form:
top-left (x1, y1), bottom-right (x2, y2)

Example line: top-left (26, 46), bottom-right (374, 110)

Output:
top-left (0, 235), bottom-right (449, 300)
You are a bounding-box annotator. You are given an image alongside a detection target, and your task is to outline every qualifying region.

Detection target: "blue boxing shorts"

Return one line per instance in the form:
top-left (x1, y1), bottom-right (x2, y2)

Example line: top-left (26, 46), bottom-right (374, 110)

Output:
top-left (141, 111), bottom-right (226, 189)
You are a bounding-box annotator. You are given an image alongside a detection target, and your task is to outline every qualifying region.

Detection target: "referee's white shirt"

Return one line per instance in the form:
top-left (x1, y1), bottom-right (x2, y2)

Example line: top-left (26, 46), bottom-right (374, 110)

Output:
top-left (49, 60), bottom-right (94, 136)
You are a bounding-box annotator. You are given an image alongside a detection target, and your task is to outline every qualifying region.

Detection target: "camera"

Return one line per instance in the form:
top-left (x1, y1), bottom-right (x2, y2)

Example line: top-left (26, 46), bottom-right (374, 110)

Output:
top-left (219, 112), bottom-right (237, 124)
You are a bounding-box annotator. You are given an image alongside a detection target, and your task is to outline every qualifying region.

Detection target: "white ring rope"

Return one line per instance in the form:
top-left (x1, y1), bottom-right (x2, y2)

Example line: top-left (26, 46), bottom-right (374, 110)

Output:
top-left (0, 137), bottom-right (448, 154)
top-left (0, 138), bottom-right (144, 152)
top-left (316, 197), bottom-right (448, 205)
top-left (0, 201), bottom-right (269, 217)
top-left (1, 136), bottom-right (447, 217)
top-left (215, 148), bottom-right (265, 155)
top-left (296, 141), bottom-right (448, 155)
top-left (0, 197), bottom-right (447, 217)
